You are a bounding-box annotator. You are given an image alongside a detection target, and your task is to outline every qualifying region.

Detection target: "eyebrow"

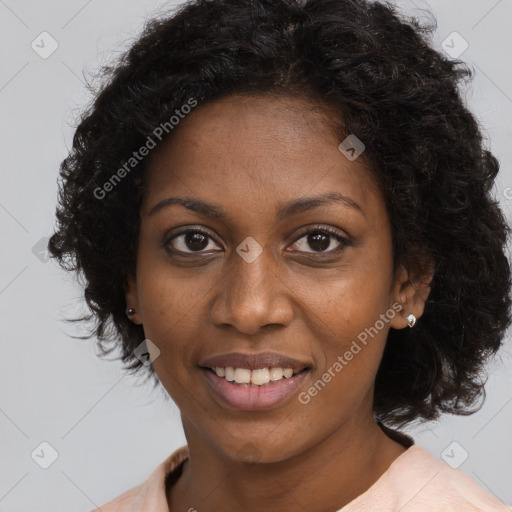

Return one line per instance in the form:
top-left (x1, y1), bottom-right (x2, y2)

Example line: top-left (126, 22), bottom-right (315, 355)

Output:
top-left (147, 192), bottom-right (365, 221)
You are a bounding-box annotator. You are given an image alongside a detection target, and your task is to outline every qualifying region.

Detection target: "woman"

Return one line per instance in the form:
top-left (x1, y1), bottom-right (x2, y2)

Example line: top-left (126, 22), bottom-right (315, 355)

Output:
top-left (48, 0), bottom-right (512, 510)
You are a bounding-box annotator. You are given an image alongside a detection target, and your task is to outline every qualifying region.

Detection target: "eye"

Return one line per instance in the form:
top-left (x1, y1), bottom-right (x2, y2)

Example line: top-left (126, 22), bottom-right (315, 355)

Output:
top-left (289, 225), bottom-right (351, 254)
top-left (164, 228), bottom-right (222, 254)
top-left (164, 224), bottom-right (351, 257)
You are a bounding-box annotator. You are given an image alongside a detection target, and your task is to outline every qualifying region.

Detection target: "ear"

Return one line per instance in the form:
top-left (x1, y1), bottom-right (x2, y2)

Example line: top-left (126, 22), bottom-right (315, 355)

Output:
top-left (389, 260), bottom-right (434, 330)
top-left (124, 275), bottom-right (143, 325)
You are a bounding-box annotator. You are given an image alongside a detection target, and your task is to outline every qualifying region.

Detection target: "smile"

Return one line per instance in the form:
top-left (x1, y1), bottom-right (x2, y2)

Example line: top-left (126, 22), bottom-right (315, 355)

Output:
top-left (201, 366), bottom-right (311, 410)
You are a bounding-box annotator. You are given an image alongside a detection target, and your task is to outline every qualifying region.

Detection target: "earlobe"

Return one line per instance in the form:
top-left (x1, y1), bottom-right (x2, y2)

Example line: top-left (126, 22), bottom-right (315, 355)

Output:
top-left (124, 276), bottom-right (142, 325)
top-left (390, 262), bottom-right (434, 330)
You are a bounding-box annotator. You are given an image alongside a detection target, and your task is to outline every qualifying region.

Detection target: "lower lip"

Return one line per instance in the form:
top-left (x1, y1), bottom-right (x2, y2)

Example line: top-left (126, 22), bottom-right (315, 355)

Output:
top-left (201, 368), bottom-right (310, 410)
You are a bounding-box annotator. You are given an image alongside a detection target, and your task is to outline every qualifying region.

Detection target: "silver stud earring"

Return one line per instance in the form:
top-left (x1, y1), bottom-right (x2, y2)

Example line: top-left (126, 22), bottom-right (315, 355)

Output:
top-left (406, 313), bottom-right (416, 328)
top-left (126, 308), bottom-right (136, 316)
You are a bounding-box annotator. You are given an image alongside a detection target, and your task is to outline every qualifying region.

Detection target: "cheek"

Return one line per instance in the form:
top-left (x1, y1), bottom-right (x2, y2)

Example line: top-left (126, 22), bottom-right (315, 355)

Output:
top-left (296, 283), bottom-right (392, 420)
top-left (293, 249), bottom-right (393, 394)
top-left (134, 258), bottom-right (207, 384)
top-left (295, 255), bottom-right (393, 341)
top-left (135, 241), bottom-right (207, 336)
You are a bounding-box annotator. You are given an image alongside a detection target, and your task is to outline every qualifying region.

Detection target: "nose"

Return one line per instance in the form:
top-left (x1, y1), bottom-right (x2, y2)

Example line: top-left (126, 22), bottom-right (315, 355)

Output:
top-left (208, 247), bottom-right (294, 335)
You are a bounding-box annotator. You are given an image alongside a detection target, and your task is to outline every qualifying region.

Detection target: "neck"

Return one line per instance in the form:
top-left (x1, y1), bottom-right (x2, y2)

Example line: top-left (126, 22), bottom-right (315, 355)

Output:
top-left (167, 414), bottom-right (408, 511)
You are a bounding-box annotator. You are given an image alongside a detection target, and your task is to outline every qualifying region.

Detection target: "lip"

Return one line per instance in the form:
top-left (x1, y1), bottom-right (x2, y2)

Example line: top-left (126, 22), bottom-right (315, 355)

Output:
top-left (198, 351), bottom-right (311, 371)
top-left (201, 367), bottom-right (311, 410)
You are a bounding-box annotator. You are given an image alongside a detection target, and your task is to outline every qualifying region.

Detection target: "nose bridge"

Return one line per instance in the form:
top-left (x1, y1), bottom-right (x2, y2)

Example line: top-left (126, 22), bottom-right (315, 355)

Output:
top-left (210, 243), bottom-right (292, 333)
top-left (231, 247), bottom-right (274, 300)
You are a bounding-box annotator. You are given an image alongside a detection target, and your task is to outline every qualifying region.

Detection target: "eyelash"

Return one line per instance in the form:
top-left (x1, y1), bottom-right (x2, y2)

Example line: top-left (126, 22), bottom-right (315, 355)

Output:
top-left (163, 224), bottom-right (352, 257)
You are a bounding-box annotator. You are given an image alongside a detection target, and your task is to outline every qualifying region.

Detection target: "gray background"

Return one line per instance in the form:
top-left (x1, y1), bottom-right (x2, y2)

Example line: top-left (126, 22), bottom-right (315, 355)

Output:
top-left (0, 0), bottom-right (511, 510)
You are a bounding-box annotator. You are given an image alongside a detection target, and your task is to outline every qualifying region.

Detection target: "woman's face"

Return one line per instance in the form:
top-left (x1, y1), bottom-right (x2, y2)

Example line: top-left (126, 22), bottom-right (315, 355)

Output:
top-left (126, 94), bottom-right (415, 462)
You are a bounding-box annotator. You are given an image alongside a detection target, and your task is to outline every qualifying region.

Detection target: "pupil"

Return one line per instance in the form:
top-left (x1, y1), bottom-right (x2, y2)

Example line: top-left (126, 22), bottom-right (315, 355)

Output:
top-left (186, 232), bottom-right (208, 251)
top-left (309, 232), bottom-right (329, 252)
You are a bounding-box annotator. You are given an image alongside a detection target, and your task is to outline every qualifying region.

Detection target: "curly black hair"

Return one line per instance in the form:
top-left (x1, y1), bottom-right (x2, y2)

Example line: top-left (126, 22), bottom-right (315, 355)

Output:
top-left (48, 0), bottom-right (512, 427)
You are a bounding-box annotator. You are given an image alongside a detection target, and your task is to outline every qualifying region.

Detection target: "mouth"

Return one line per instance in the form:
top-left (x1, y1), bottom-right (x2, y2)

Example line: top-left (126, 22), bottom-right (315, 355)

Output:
top-left (198, 352), bottom-right (312, 410)
top-left (201, 367), bottom-right (311, 411)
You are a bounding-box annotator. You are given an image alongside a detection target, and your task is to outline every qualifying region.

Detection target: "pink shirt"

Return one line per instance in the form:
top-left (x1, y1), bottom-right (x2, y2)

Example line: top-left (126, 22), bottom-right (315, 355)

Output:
top-left (93, 444), bottom-right (511, 511)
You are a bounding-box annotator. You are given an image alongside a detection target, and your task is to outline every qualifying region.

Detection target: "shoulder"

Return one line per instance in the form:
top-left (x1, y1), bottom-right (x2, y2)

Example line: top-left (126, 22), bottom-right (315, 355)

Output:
top-left (89, 445), bottom-right (189, 512)
top-left (341, 445), bottom-right (511, 512)
top-left (404, 446), bottom-right (510, 511)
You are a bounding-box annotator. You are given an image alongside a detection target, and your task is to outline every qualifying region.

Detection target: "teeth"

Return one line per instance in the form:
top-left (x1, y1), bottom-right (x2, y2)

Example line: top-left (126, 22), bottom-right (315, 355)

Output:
top-left (213, 366), bottom-right (301, 386)
top-left (269, 367), bottom-right (283, 381)
top-left (251, 368), bottom-right (270, 385)
top-left (234, 368), bottom-right (251, 384)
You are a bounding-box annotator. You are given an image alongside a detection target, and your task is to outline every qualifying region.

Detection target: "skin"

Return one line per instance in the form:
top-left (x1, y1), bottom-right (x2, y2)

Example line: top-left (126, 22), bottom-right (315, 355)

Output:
top-left (125, 94), bottom-right (433, 511)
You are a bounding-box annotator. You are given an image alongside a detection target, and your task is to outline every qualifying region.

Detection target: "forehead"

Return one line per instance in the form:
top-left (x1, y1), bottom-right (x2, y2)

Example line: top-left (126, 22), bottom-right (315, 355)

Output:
top-left (142, 94), bottom-right (384, 223)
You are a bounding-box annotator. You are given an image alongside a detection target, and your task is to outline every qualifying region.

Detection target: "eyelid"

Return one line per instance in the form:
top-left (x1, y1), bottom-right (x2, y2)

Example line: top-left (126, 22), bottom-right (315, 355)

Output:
top-left (294, 224), bottom-right (351, 242)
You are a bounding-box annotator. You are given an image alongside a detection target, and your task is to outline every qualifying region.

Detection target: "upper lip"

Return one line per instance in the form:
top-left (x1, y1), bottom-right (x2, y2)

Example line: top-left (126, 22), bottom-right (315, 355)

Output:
top-left (199, 351), bottom-right (311, 371)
